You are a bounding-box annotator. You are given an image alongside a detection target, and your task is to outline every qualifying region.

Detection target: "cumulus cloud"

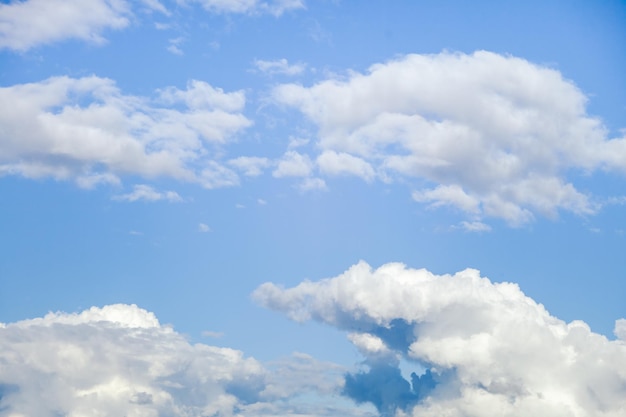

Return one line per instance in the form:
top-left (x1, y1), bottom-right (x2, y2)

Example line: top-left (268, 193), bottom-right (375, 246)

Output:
top-left (228, 156), bottom-right (271, 177)
top-left (272, 51), bottom-right (626, 225)
top-left (0, 304), bottom-right (370, 417)
top-left (253, 58), bottom-right (306, 76)
top-left (254, 261), bottom-right (626, 417)
top-left (0, 0), bottom-right (166, 51)
top-left (180, 0), bottom-right (304, 16)
top-left (114, 184), bottom-right (183, 202)
top-left (317, 150), bottom-right (376, 182)
top-left (273, 150), bottom-right (313, 178)
top-left (0, 304), bottom-right (265, 417)
top-left (0, 76), bottom-right (251, 189)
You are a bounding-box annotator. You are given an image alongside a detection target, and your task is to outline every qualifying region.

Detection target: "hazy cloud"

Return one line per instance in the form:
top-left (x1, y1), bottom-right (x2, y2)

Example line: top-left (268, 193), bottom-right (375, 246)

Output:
top-left (273, 51), bottom-right (626, 225)
top-left (253, 58), bottom-right (306, 76)
top-left (254, 261), bottom-right (626, 416)
top-left (228, 156), bottom-right (271, 177)
top-left (180, 0), bottom-right (305, 16)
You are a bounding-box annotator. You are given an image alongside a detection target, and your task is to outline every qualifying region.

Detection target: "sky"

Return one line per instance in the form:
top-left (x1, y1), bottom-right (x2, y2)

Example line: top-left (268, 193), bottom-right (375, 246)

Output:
top-left (1, 0), bottom-right (626, 416)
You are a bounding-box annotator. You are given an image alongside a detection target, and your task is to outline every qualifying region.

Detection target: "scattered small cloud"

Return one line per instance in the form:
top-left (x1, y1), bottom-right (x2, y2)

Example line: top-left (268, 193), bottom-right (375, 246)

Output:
top-left (113, 185), bottom-right (183, 203)
top-left (253, 58), bottom-right (306, 76)
top-left (166, 37), bottom-right (185, 55)
top-left (228, 156), bottom-right (271, 177)
top-left (257, 198), bottom-right (267, 205)
top-left (198, 223), bottom-right (211, 233)
top-left (273, 151), bottom-right (313, 178)
top-left (298, 177), bottom-right (327, 192)
top-left (458, 220), bottom-right (492, 233)
top-left (201, 330), bottom-right (224, 338)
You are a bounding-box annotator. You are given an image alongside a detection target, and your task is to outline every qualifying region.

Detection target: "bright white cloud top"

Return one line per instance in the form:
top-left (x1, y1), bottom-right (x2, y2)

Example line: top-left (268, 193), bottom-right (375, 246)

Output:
top-left (0, 304), bottom-right (365, 417)
top-left (255, 261), bottom-right (626, 417)
top-left (273, 51), bottom-right (626, 224)
top-left (1, 1), bottom-right (625, 417)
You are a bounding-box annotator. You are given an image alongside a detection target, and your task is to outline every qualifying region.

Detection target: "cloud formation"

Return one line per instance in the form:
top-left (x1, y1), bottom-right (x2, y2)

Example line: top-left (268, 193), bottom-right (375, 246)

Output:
top-left (0, 0), bottom-right (167, 51)
top-left (0, 304), bottom-right (370, 417)
top-left (273, 51), bottom-right (626, 225)
top-left (0, 76), bottom-right (250, 188)
top-left (254, 261), bottom-right (626, 416)
top-left (180, 0), bottom-right (305, 16)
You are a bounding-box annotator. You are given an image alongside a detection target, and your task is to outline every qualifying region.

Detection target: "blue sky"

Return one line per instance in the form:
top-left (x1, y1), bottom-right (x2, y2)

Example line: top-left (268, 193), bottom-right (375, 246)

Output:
top-left (1, 1), bottom-right (626, 416)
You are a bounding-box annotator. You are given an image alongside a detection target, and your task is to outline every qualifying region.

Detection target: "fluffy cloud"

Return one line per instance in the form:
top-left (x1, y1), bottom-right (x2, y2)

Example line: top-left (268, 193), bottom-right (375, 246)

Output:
top-left (0, 304), bottom-right (370, 417)
top-left (0, 0), bottom-right (166, 51)
top-left (254, 261), bottom-right (626, 417)
top-left (272, 150), bottom-right (314, 178)
top-left (0, 76), bottom-right (251, 188)
top-left (273, 51), bottom-right (626, 225)
top-left (0, 304), bottom-right (265, 417)
top-left (228, 156), bottom-right (271, 177)
top-left (180, 0), bottom-right (305, 16)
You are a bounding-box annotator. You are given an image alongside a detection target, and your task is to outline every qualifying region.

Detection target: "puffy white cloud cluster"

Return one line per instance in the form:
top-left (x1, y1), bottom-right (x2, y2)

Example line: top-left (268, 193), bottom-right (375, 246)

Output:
top-left (273, 51), bottom-right (626, 224)
top-left (0, 0), bottom-right (302, 51)
top-left (254, 261), bottom-right (626, 416)
top-left (0, 76), bottom-right (251, 189)
top-left (0, 304), bottom-right (369, 417)
top-left (0, 0), bottom-right (167, 51)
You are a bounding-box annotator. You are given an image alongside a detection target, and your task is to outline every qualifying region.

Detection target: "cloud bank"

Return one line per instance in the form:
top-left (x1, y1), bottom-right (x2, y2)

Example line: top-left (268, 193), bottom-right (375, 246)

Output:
top-left (273, 51), bottom-right (626, 224)
top-left (0, 304), bottom-right (370, 417)
top-left (0, 76), bottom-right (250, 189)
top-left (254, 261), bottom-right (626, 416)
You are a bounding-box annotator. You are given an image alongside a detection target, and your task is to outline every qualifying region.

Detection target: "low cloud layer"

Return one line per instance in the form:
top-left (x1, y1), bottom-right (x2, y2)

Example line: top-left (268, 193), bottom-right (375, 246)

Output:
top-left (0, 76), bottom-right (250, 188)
top-left (254, 261), bottom-right (626, 416)
top-left (273, 51), bottom-right (626, 224)
top-left (0, 304), bottom-right (371, 417)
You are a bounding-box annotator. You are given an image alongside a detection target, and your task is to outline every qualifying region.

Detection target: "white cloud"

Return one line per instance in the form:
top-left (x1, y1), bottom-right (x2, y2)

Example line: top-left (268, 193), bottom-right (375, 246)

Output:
top-left (0, 304), bottom-right (265, 416)
top-left (114, 184), bottom-right (183, 202)
top-left (317, 150), bottom-right (376, 182)
top-left (0, 304), bottom-right (371, 417)
top-left (180, 0), bottom-right (304, 16)
top-left (458, 221), bottom-right (492, 233)
top-left (615, 319), bottom-right (626, 341)
top-left (254, 261), bottom-right (626, 417)
top-left (198, 223), bottom-right (211, 232)
top-left (0, 0), bottom-right (166, 51)
top-left (0, 76), bottom-right (251, 189)
top-left (273, 150), bottom-right (313, 178)
top-left (167, 37), bottom-right (185, 55)
top-left (272, 51), bottom-right (626, 225)
top-left (298, 177), bottom-right (327, 192)
top-left (253, 58), bottom-right (306, 76)
top-left (228, 156), bottom-right (271, 177)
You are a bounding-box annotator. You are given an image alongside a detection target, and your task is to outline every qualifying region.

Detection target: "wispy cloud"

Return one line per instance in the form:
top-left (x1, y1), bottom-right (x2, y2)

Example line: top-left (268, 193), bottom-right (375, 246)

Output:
top-left (113, 185), bottom-right (182, 202)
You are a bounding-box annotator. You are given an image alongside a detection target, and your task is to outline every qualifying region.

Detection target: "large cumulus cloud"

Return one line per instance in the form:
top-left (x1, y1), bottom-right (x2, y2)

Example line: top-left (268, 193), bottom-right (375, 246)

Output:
top-left (0, 304), bottom-right (370, 417)
top-left (254, 261), bottom-right (626, 416)
top-left (273, 51), bottom-right (626, 225)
